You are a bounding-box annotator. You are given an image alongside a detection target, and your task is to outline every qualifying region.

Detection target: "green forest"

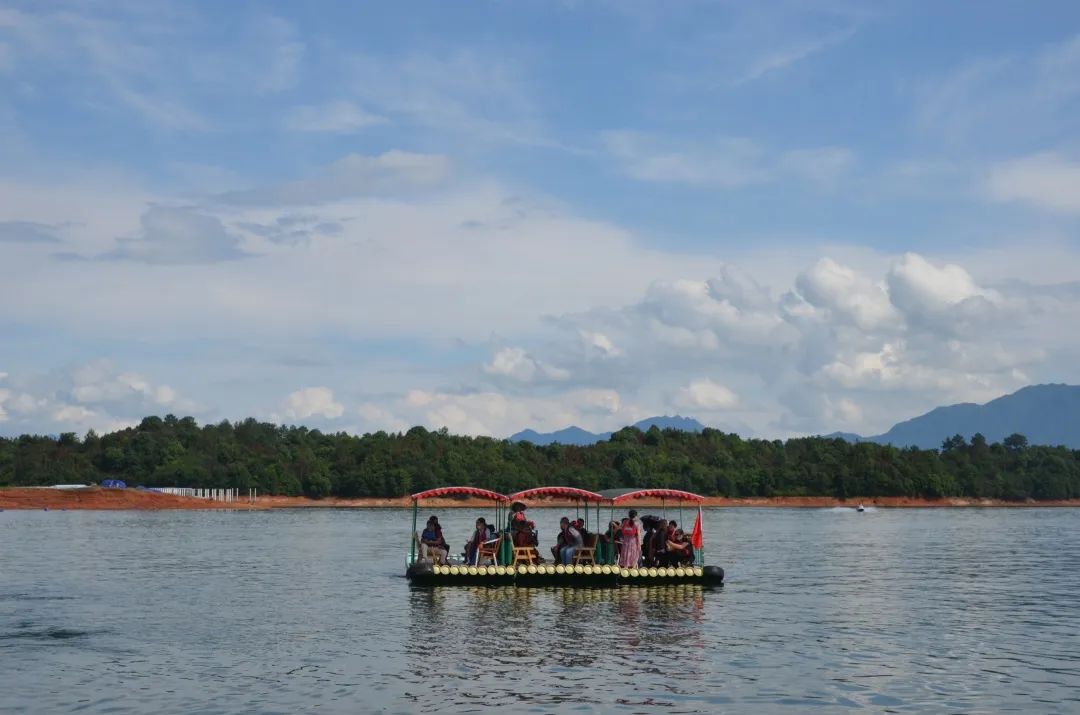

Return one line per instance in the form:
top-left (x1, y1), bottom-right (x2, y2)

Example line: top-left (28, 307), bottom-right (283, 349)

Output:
top-left (1, 415), bottom-right (1078, 500)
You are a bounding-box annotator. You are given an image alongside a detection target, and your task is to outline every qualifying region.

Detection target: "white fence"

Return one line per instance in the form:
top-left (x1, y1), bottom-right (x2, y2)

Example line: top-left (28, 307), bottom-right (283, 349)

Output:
top-left (153, 487), bottom-right (240, 503)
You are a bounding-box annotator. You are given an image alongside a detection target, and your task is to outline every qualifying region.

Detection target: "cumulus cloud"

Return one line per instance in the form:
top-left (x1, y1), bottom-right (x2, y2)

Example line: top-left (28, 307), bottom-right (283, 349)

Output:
top-left (795, 258), bottom-right (897, 331)
top-left (69, 361), bottom-right (183, 409)
top-left (582, 331), bottom-right (622, 359)
top-left (674, 379), bottom-right (740, 410)
top-left (885, 253), bottom-right (998, 329)
top-left (0, 361), bottom-right (195, 434)
top-left (282, 387), bottom-right (344, 421)
top-left (483, 347), bottom-right (569, 383)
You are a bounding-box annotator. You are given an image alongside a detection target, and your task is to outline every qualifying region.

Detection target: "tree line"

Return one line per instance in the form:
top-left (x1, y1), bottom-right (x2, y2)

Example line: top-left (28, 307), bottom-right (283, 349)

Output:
top-left (1, 415), bottom-right (1077, 500)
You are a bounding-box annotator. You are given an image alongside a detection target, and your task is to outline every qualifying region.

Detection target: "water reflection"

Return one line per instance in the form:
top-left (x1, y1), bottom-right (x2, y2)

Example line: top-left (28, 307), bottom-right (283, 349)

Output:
top-left (403, 586), bottom-right (710, 712)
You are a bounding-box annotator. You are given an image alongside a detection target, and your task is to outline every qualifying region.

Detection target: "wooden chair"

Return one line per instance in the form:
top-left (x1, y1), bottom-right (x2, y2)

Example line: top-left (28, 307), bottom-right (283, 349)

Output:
top-left (572, 533), bottom-right (598, 565)
top-left (511, 545), bottom-right (536, 566)
top-left (476, 534), bottom-right (502, 565)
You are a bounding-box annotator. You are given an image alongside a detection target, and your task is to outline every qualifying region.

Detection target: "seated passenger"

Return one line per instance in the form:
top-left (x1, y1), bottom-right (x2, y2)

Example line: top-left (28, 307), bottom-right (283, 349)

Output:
top-left (555, 517), bottom-right (583, 565)
top-left (419, 515), bottom-right (449, 565)
top-left (550, 523), bottom-right (566, 563)
top-left (464, 518), bottom-right (489, 565)
top-left (665, 529), bottom-right (694, 566)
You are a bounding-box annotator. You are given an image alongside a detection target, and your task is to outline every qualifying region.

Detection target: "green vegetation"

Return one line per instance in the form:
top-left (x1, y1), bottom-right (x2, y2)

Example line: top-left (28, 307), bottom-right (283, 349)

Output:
top-left (1, 416), bottom-right (1078, 500)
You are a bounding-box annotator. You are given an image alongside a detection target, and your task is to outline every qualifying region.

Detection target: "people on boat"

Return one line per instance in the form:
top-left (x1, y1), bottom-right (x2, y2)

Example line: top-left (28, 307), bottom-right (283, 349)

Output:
top-left (647, 518), bottom-right (669, 567)
top-left (555, 516), bottom-right (583, 565)
top-left (661, 528), bottom-right (694, 566)
top-left (512, 518), bottom-right (542, 563)
top-left (419, 515), bottom-right (449, 565)
top-left (465, 518), bottom-right (491, 565)
top-left (597, 520), bottom-right (621, 565)
top-left (508, 500), bottom-right (528, 530)
top-left (618, 517), bottom-right (641, 568)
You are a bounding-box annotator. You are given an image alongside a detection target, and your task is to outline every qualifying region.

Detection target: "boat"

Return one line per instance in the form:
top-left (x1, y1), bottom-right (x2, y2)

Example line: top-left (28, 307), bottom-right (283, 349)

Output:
top-left (856, 504), bottom-right (865, 512)
top-left (405, 485), bottom-right (724, 586)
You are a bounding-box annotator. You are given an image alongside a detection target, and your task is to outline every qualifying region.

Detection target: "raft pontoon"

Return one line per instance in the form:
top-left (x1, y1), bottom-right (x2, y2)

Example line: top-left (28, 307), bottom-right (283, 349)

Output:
top-left (405, 485), bottom-right (725, 586)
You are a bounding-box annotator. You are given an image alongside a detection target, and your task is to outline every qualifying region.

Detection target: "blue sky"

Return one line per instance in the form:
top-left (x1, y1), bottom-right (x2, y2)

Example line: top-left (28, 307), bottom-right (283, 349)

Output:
top-left (2, 1), bottom-right (1080, 438)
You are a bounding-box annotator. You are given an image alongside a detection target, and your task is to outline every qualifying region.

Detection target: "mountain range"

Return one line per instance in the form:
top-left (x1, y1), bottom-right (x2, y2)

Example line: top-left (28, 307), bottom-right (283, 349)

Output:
top-left (826, 383), bottom-right (1080, 449)
top-left (510, 384), bottom-right (1080, 449)
top-left (509, 415), bottom-right (705, 446)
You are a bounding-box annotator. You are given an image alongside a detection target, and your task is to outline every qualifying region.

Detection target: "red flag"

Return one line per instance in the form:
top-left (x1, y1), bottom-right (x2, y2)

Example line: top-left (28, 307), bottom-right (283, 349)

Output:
top-left (691, 507), bottom-right (704, 549)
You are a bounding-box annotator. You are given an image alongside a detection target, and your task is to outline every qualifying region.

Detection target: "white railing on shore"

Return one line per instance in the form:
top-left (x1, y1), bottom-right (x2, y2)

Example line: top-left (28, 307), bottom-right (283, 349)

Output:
top-left (152, 487), bottom-right (241, 502)
top-left (142, 487), bottom-right (259, 504)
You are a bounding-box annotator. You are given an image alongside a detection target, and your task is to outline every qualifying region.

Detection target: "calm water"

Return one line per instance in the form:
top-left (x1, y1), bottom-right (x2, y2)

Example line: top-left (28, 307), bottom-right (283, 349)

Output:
top-left (1, 507), bottom-right (1078, 714)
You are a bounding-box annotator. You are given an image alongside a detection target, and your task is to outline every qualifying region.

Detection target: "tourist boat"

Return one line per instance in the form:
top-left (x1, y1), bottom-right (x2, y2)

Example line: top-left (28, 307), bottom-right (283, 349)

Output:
top-left (405, 485), bottom-right (725, 586)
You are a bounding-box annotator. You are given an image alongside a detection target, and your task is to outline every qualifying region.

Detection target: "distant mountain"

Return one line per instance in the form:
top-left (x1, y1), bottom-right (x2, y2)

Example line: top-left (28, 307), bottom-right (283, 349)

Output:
top-left (821, 431), bottom-right (864, 443)
top-left (824, 384), bottom-right (1080, 449)
top-left (509, 415), bottom-right (705, 446)
top-left (509, 426), bottom-right (603, 447)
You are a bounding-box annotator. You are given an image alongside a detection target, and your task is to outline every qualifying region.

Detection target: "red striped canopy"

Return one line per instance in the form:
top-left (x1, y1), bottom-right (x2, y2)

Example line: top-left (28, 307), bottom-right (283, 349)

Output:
top-left (600, 488), bottom-right (705, 503)
top-left (410, 487), bottom-right (509, 502)
top-left (508, 486), bottom-right (605, 503)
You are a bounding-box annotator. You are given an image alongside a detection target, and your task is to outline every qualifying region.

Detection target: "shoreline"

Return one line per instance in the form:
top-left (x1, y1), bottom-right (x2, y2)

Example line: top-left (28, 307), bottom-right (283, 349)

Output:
top-left (3, 487), bottom-right (1079, 510)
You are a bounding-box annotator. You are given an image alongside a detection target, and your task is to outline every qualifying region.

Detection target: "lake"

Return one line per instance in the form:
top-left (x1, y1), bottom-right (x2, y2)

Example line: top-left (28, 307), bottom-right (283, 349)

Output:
top-left (1, 507), bottom-right (1078, 714)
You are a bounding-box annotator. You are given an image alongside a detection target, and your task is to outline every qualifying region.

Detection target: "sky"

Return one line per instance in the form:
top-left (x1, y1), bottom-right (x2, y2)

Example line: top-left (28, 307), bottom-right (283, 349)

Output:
top-left (2, 0), bottom-right (1080, 440)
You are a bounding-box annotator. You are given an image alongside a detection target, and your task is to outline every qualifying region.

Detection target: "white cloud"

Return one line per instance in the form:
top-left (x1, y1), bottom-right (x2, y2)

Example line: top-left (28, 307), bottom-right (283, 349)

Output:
top-left (70, 362), bottom-right (183, 408)
top-left (987, 153), bottom-right (1080, 214)
top-left (356, 403), bottom-right (410, 434)
top-left (674, 379), bottom-right (739, 410)
top-left (886, 253), bottom-right (998, 327)
top-left (582, 331), bottom-right (622, 359)
top-left (385, 387), bottom-right (632, 437)
top-left (0, 361), bottom-right (195, 434)
top-left (483, 347), bottom-right (569, 383)
top-left (282, 387), bottom-right (344, 421)
top-left (282, 101), bottom-right (388, 134)
top-left (795, 258), bottom-right (898, 331)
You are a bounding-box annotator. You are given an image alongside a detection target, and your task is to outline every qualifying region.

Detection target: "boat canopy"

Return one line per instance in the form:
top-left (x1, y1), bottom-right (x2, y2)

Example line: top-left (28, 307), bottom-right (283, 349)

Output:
top-left (597, 488), bottom-right (705, 503)
top-left (508, 486), bottom-right (604, 502)
top-left (410, 486), bottom-right (509, 502)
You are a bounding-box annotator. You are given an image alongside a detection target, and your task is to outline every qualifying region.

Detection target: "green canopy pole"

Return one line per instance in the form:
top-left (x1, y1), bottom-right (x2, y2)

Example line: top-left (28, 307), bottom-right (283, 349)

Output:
top-left (409, 498), bottom-right (418, 564)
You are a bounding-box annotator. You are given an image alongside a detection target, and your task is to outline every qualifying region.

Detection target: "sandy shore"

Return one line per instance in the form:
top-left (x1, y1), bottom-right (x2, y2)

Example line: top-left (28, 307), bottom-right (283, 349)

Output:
top-left (3, 488), bottom-right (1079, 511)
top-left (0, 487), bottom-right (257, 510)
